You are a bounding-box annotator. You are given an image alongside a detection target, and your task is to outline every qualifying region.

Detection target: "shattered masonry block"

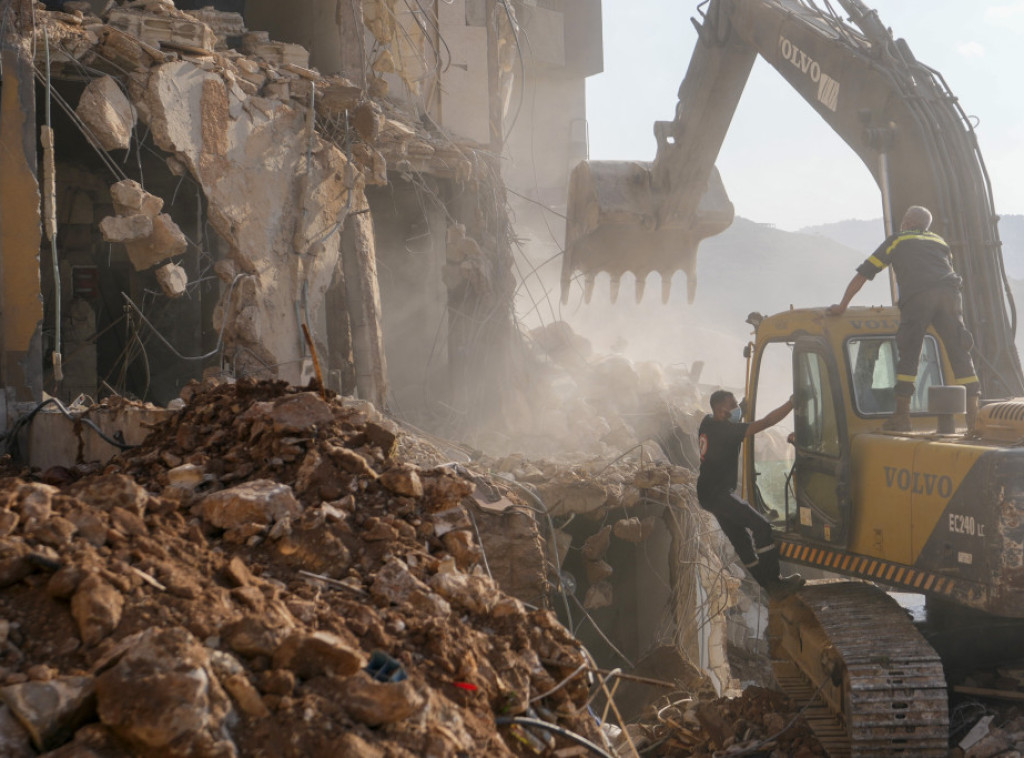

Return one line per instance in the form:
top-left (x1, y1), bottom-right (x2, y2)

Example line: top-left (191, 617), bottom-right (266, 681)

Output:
top-left (107, 8), bottom-right (217, 52)
top-left (99, 214), bottom-right (153, 244)
top-left (124, 213), bottom-right (189, 272)
top-left (155, 262), bottom-right (188, 298)
top-left (110, 179), bottom-right (163, 218)
top-left (183, 8), bottom-right (246, 48)
top-left (75, 76), bottom-right (136, 152)
top-left (242, 36), bottom-right (310, 68)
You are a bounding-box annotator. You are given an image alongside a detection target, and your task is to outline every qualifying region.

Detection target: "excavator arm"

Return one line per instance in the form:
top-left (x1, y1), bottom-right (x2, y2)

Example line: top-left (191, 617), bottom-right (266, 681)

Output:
top-left (565, 0), bottom-right (1024, 397)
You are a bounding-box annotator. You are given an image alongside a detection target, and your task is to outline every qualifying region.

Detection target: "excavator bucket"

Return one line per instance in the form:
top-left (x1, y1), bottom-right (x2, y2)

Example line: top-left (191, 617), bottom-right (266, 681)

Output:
top-left (561, 160), bottom-right (734, 305)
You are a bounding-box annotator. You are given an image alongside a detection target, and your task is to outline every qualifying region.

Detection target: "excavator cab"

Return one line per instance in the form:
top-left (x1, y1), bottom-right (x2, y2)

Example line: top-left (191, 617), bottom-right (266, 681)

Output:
top-left (743, 307), bottom-right (953, 551)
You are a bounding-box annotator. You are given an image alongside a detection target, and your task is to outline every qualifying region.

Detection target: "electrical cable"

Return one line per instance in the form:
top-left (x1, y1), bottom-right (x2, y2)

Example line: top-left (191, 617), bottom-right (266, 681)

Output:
top-left (120, 273), bottom-right (248, 362)
top-left (1, 397), bottom-right (137, 460)
top-left (494, 716), bottom-right (614, 758)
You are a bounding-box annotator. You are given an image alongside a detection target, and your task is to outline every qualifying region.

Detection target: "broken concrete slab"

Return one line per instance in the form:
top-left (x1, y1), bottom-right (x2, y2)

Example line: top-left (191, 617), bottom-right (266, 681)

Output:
top-left (75, 76), bottom-right (136, 151)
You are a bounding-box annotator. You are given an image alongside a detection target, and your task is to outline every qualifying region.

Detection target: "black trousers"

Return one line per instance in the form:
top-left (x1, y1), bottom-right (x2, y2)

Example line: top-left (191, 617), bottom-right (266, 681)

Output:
top-left (895, 287), bottom-right (979, 397)
top-left (698, 489), bottom-right (776, 568)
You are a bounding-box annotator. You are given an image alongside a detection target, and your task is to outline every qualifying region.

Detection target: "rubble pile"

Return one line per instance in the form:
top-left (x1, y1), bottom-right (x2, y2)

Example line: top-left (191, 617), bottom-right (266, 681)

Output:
top-left (615, 686), bottom-right (826, 757)
top-left (0, 380), bottom-right (604, 757)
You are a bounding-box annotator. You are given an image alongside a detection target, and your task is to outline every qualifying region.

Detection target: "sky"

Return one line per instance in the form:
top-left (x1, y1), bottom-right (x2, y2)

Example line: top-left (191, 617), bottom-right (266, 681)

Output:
top-left (586, 1), bottom-right (1024, 231)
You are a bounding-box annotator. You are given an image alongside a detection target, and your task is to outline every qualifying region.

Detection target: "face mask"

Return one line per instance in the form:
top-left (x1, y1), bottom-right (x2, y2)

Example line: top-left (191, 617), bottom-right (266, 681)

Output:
top-left (729, 406), bottom-right (743, 423)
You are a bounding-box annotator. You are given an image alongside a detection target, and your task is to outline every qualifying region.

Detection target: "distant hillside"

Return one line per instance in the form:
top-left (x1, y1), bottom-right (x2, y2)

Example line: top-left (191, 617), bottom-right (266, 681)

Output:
top-left (558, 215), bottom-right (1024, 387)
top-left (801, 214), bottom-right (1024, 279)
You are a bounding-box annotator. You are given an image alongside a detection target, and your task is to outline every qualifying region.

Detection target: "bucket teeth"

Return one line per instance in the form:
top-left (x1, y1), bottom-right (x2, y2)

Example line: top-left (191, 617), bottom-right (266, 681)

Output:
top-left (584, 274), bottom-right (595, 304)
top-left (609, 276), bottom-right (621, 304)
top-left (635, 275), bottom-right (647, 304)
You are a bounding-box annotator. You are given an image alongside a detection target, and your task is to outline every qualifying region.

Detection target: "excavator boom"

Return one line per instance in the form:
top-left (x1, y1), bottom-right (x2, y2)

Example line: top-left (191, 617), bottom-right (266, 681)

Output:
top-left (564, 0), bottom-right (1024, 397)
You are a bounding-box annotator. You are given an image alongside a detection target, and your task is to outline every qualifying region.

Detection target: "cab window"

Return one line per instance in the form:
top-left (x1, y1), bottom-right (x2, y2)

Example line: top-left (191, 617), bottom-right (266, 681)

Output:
top-left (845, 336), bottom-right (943, 416)
top-left (794, 351), bottom-right (840, 457)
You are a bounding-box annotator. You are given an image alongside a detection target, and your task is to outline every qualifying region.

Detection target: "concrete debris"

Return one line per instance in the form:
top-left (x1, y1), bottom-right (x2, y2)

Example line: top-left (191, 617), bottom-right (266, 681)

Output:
top-left (100, 180), bottom-right (187, 271)
top-left (0, 380), bottom-right (601, 755)
top-left (107, 7), bottom-right (217, 53)
top-left (155, 261), bottom-right (188, 298)
top-left (619, 687), bottom-right (826, 756)
top-left (75, 76), bottom-right (135, 151)
top-left (240, 32), bottom-right (309, 68)
top-left (0, 677), bottom-right (96, 752)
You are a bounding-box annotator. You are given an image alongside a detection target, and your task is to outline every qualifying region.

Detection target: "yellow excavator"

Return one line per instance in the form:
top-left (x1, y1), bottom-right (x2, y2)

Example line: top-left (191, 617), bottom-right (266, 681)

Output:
top-left (565, 0), bottom-right (1024, 754)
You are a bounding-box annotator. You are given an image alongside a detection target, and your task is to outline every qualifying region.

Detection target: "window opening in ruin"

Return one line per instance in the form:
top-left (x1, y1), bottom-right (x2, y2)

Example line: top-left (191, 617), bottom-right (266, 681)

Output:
top-left (845, 335), bottom-right (942, 416)
top-left (751, 341), bottom-right (794, 514)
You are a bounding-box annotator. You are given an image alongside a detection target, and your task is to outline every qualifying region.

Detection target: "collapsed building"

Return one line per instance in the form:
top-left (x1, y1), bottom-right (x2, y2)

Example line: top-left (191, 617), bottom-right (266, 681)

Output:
top-left (1, 0), bottom-right (601, 443)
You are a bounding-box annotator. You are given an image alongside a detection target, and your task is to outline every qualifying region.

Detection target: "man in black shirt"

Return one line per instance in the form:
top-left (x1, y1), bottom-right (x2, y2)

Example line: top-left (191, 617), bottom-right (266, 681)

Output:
top-left (827, 205), bottom-right (979, 431)
top-left (697, 389), bottom-right (803, 598)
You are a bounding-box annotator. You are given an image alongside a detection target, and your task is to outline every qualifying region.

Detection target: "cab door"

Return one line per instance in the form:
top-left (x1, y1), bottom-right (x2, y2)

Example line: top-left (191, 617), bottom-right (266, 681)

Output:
top-left (792, 337), bottom-right (852, 547)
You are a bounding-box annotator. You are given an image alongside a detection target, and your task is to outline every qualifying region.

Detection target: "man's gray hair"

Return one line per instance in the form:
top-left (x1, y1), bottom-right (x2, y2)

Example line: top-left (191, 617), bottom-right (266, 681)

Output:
top-left (902, 205), bottom-right (933, 231)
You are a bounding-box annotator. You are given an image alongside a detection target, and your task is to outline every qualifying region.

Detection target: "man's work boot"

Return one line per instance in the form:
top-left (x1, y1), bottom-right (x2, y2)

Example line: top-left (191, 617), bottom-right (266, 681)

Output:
top-left (965, 394), bottom-right (979, 434)
top-left (883, 394), bottom-right (912, 432)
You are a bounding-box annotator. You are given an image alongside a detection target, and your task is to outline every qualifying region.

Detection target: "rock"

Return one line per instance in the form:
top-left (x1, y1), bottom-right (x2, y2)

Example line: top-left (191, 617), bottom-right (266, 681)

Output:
top-left (271, 631), bottom-right (365, 680)
top-left (0, 541), bottom-right (33, 588)
top-left (75, 76), bottom-right (135, 152)
top-left (71, 574), bottom-right (124, 646)
top-left (339, 673), bottom-right (425, 726)
top-left (269, 392), bottom-right (333, 433)
top-left (108, 507), bottom-right (146, 537)
top-left (48, 565), bottom-right (85, 599)
top-left (258, 669), bottom-right (295, 696)
top-left (34, 723), bottom-right (131, 757)
top-left (0, 705), bottom-right (33, 758)
top-left (199, 480), bottom-right (301, 530)
top-left (224, 556), bottom-right (254, 587)
top-left (380, 465), bottom-right (423, 498)
top-left (371, 558), bottom-right (450, 617)
top-left (109, 180), bottom-right (163, 218)
top-left (429, 571), bottom-right (497, 615)
top-left (15, 483), bottom-right (59, 521)
top-left (583, 581), bottom-right (613, 610)
top-left (219, 673), bottom-right (269, 718)
top-left (167, 463), bottom-right (205, 489)
top-left (124, 213), bottom-right (189, 271)
top-left (613, 516), bottom-right (645, 543)
top-left (221, 617), bottom-right (287, 659)
top-left (0, 676), bottom-right (96, 752)
top-left (326, 444), bottom-right (378, 479)
top-left (99, 214), bottom-right (153, 243)
top-left (581, 525), bottom-right (612, 561)
top-left (72, 475), bottom-right (148, 516)
top-left (585, 560), bottom-right (613, 584)
top-left (95, 627), bottom-right (234, 757)
top-left (441, 530), bottom-right (481, 570)
top-left (155, 262), bottom-right (188, 298)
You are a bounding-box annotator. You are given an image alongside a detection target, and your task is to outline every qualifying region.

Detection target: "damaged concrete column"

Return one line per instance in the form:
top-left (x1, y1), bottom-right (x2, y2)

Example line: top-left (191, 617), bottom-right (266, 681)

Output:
top-left (342, 205), bottom-right (387, 409)
top-left (0, 0), bottom-right (43, 399)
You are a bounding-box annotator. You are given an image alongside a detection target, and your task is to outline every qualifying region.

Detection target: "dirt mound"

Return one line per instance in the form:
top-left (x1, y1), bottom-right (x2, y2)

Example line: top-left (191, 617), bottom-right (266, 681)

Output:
top-left (0, 380), bottom-right (601, 757)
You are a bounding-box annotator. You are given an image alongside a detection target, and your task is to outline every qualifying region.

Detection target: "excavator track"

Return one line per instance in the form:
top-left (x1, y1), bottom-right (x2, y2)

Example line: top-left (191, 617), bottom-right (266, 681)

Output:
top-left (769, 582), bottom-right (949, 757)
